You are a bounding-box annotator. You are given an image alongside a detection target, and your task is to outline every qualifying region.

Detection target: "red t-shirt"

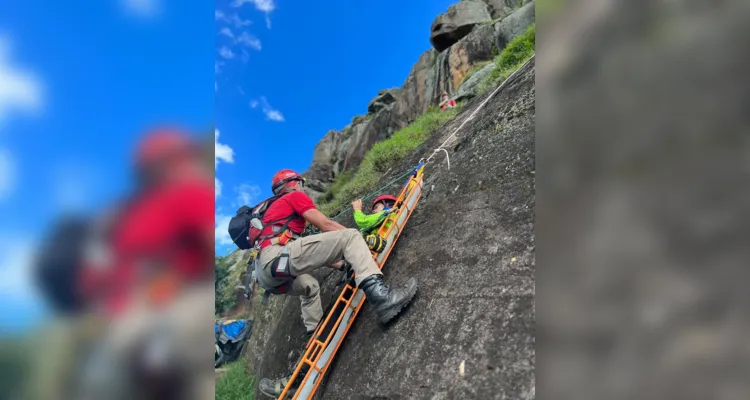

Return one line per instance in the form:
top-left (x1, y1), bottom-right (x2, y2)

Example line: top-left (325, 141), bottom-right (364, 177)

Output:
top-left (104, 179), bottom-right (214, 315)
top-left (259, 191), bottom-right (316, 250)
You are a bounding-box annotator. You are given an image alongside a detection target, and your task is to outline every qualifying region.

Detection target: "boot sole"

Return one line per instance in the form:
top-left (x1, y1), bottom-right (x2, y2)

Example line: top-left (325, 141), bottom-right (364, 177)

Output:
top-left (377, 279), bottom-right (418, 324)
top-left (259, 388), bottom-right (296, 399)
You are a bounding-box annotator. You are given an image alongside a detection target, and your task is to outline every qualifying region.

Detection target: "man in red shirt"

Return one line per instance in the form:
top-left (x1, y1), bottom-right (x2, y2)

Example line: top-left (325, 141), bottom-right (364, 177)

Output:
top-left (75, 127), bottom-right (215, 399)
top-left (256, 169), bottom-right (418, 398)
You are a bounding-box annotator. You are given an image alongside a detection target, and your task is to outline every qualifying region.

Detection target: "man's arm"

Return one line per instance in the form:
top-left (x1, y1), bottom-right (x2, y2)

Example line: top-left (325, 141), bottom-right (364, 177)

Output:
top-left (302, 208), bottom-right (347, 232)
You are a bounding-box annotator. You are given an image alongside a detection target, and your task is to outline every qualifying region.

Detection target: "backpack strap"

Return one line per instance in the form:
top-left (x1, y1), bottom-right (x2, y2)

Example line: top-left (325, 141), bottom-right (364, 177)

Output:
top-left (255, 212), bottom-right (300, 246)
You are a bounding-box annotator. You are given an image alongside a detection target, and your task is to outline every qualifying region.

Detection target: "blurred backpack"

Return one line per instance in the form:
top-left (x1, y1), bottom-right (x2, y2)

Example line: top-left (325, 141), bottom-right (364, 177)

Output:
top-left (33, 215), bottom-right (93, 314)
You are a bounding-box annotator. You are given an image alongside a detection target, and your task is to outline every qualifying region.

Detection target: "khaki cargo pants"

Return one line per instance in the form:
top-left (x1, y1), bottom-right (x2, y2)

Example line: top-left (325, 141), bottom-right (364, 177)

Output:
top-left (258, 228), bottom-right (382, 332)
top-left (76, 283), bottom-right (215, 400)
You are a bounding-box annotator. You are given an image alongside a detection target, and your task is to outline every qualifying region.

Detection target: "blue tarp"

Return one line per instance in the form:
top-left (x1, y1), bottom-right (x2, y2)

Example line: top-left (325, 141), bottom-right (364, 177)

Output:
top-left (215, 319), bottom-right (252, 343)
top-left (219, 320), bottom-right (246, 340)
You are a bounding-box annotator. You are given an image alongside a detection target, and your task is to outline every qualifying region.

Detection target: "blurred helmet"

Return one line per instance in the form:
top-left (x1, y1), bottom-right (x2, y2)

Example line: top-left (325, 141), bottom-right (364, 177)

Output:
top-left (135, 127), bottom-right (196, 169)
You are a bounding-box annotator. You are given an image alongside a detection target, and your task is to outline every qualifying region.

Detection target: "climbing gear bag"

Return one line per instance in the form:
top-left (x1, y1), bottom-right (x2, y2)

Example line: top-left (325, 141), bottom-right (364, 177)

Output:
top-left (365, 234), bottom-right (387, 253)
top-left (227, 193), bottom-right (298, 250)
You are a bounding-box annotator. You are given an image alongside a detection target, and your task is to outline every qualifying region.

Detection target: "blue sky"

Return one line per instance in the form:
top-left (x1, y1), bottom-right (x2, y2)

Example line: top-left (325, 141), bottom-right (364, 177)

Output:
top-left (0, 0), bottom-right (213, 333)
top-left (214, 0), bottom-right (455, 255)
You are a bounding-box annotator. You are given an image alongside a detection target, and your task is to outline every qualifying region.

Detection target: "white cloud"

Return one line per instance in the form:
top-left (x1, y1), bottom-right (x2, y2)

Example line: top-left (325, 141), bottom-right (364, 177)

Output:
top-left (238, 87), bottom-right (245, 96)
top-left (259, 96), bottom-right (284, 122)
top-left (214, 129), bottom-right (234, 200)
top-left (219, 27), bottom-right (234, 39)
top-left (0, 148), bottom-right (14, 201)
top-left (228, 14), bottom-right (253, 28)
top-left (215, 61), bottom-right (224, 74)
top-left (249, 100), bottom-right (259, 108)
top-left (215, 214), bottom-right (233, 246)
top-left (121, 0), bottom-right (160, 18)
top-left (235, 32), bottom-right (261, 50)
top-left (241, 50), bottom-right (250, 64)
top-left (235, 183), bottom-right (261, 207)
top-left (0, 36), bottom-right (43, 126)
top-left (215, 129), bottom-right (234, 168)
top-left (216, 10), bottom-right (252, 28)
top-left (218, 45), bottom-right (235, 60)
top-left (230, 0), bottom-right (275, 28)
top-left (231, 0), bottom-right (275, 13)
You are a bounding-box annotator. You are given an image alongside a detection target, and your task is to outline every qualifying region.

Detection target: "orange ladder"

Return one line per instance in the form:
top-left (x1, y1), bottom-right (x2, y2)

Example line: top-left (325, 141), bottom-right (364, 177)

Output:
top-left (277, 162), bottom-right (426, 399)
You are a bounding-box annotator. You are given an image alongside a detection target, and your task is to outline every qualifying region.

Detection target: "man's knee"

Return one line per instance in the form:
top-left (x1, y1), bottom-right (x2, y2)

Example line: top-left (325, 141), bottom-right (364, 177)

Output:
top-left (343, 228), bottom-right (360, 241)
top-left (297, 276), bottom-right (320, 298)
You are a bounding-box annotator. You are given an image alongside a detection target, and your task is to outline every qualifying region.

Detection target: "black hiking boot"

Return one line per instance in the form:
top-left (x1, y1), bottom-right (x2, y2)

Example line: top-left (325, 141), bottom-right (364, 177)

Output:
top-left (259, 375), bottom-right (297, 399)
top-left (302, 329), bottom-right (315, 343)
top-left (359, 274), bottom-right (418, 324)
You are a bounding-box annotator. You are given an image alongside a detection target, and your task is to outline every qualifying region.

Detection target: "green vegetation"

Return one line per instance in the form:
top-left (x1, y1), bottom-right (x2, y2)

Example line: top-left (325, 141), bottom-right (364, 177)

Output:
top-left (216, 361), bottom-right (255, 400)
top-left (479, 23), bottom-right (535, 94)
top-left (319, 105), bottom-right (462, 216)
top-left (319, 168), bottom-right (355, 204)
top-left (0, 336), bottom-right (32, 399)
top-left (215, 255), bottom-right (237, 316)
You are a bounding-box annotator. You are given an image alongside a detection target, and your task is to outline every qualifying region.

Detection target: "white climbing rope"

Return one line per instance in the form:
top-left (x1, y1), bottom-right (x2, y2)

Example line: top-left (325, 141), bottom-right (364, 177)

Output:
top-left (426, 53), bottom-right (535, 167)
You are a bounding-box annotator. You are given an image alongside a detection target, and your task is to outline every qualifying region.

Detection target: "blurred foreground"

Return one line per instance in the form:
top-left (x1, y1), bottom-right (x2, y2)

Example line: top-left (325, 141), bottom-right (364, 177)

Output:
top-left (1, 128), bottom-right (215, 400)
top-left (538, 0), bottom-right (750, 399)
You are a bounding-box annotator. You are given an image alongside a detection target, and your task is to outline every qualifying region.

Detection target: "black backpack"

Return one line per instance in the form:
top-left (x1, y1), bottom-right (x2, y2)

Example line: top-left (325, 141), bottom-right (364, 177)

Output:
top-left (33, 215), bottom-right (93, 314)
top-left (228, 205), bottom-right (254, 250)
top-left (228, 193), bottom-right (298, 250)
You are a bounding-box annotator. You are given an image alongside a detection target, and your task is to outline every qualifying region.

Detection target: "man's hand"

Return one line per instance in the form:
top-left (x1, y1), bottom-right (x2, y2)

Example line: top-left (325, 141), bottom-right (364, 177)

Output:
top-left (351, 199), bottom-right (363, 212)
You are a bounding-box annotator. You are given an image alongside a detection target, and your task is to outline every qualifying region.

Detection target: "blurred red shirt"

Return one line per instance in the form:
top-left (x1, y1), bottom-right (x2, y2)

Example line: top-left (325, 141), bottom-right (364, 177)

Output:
top-left (98, 178), bottom-right (213, 316)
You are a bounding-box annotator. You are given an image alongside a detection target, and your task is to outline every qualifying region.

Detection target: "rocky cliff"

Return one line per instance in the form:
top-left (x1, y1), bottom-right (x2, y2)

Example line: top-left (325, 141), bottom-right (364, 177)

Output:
top-left (245, 56), bottom-right (535, 400)
top-left (223, 2), bottom-right (536, 398)
top-left (302, 0), bottom-right (535, 201)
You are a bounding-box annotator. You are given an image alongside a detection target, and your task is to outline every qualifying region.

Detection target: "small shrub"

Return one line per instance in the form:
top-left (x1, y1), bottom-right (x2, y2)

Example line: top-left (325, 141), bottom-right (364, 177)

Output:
top-left (215, 362), bottom-right (255, 400)
top-left (215, 256), bottom-right (237, 316)
top-left (489, 23), bottom-right (535, 83)
top-left (476, 23), bottom-right (535, 95)
top-left (318, 169), bottom-right (354, 205)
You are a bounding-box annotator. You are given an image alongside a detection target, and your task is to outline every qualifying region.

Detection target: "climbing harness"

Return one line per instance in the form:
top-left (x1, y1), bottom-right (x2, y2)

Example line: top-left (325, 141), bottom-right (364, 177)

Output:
top-left (276, 161), bottom-right (426, 400)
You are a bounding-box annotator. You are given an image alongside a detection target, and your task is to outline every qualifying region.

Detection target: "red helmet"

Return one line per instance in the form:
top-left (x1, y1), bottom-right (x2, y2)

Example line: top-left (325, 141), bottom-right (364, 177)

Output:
top-left (135, 127), bottom-right (195, 168)
top-left (372, 194), bottom-right (397, 211)
top-left (271, 169), bottom-right (306, 195)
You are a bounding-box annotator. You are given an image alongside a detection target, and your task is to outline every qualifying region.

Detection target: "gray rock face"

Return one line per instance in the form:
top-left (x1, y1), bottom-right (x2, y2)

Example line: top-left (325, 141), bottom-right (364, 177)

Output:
top-left (430, 1), bottom-right (492, 52)
top-left (454, 61), bottom-right (496, 102)
top-left (367, 89), bottom-right (400, 114)
top-left (494, 1), bottom-right (535, 51)
top-left (434, 23), bottom-right (499, 97)
top-left (302, 91), bottom-right (412, 200)
top-left (247, 59), bottom-right (536, 400)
